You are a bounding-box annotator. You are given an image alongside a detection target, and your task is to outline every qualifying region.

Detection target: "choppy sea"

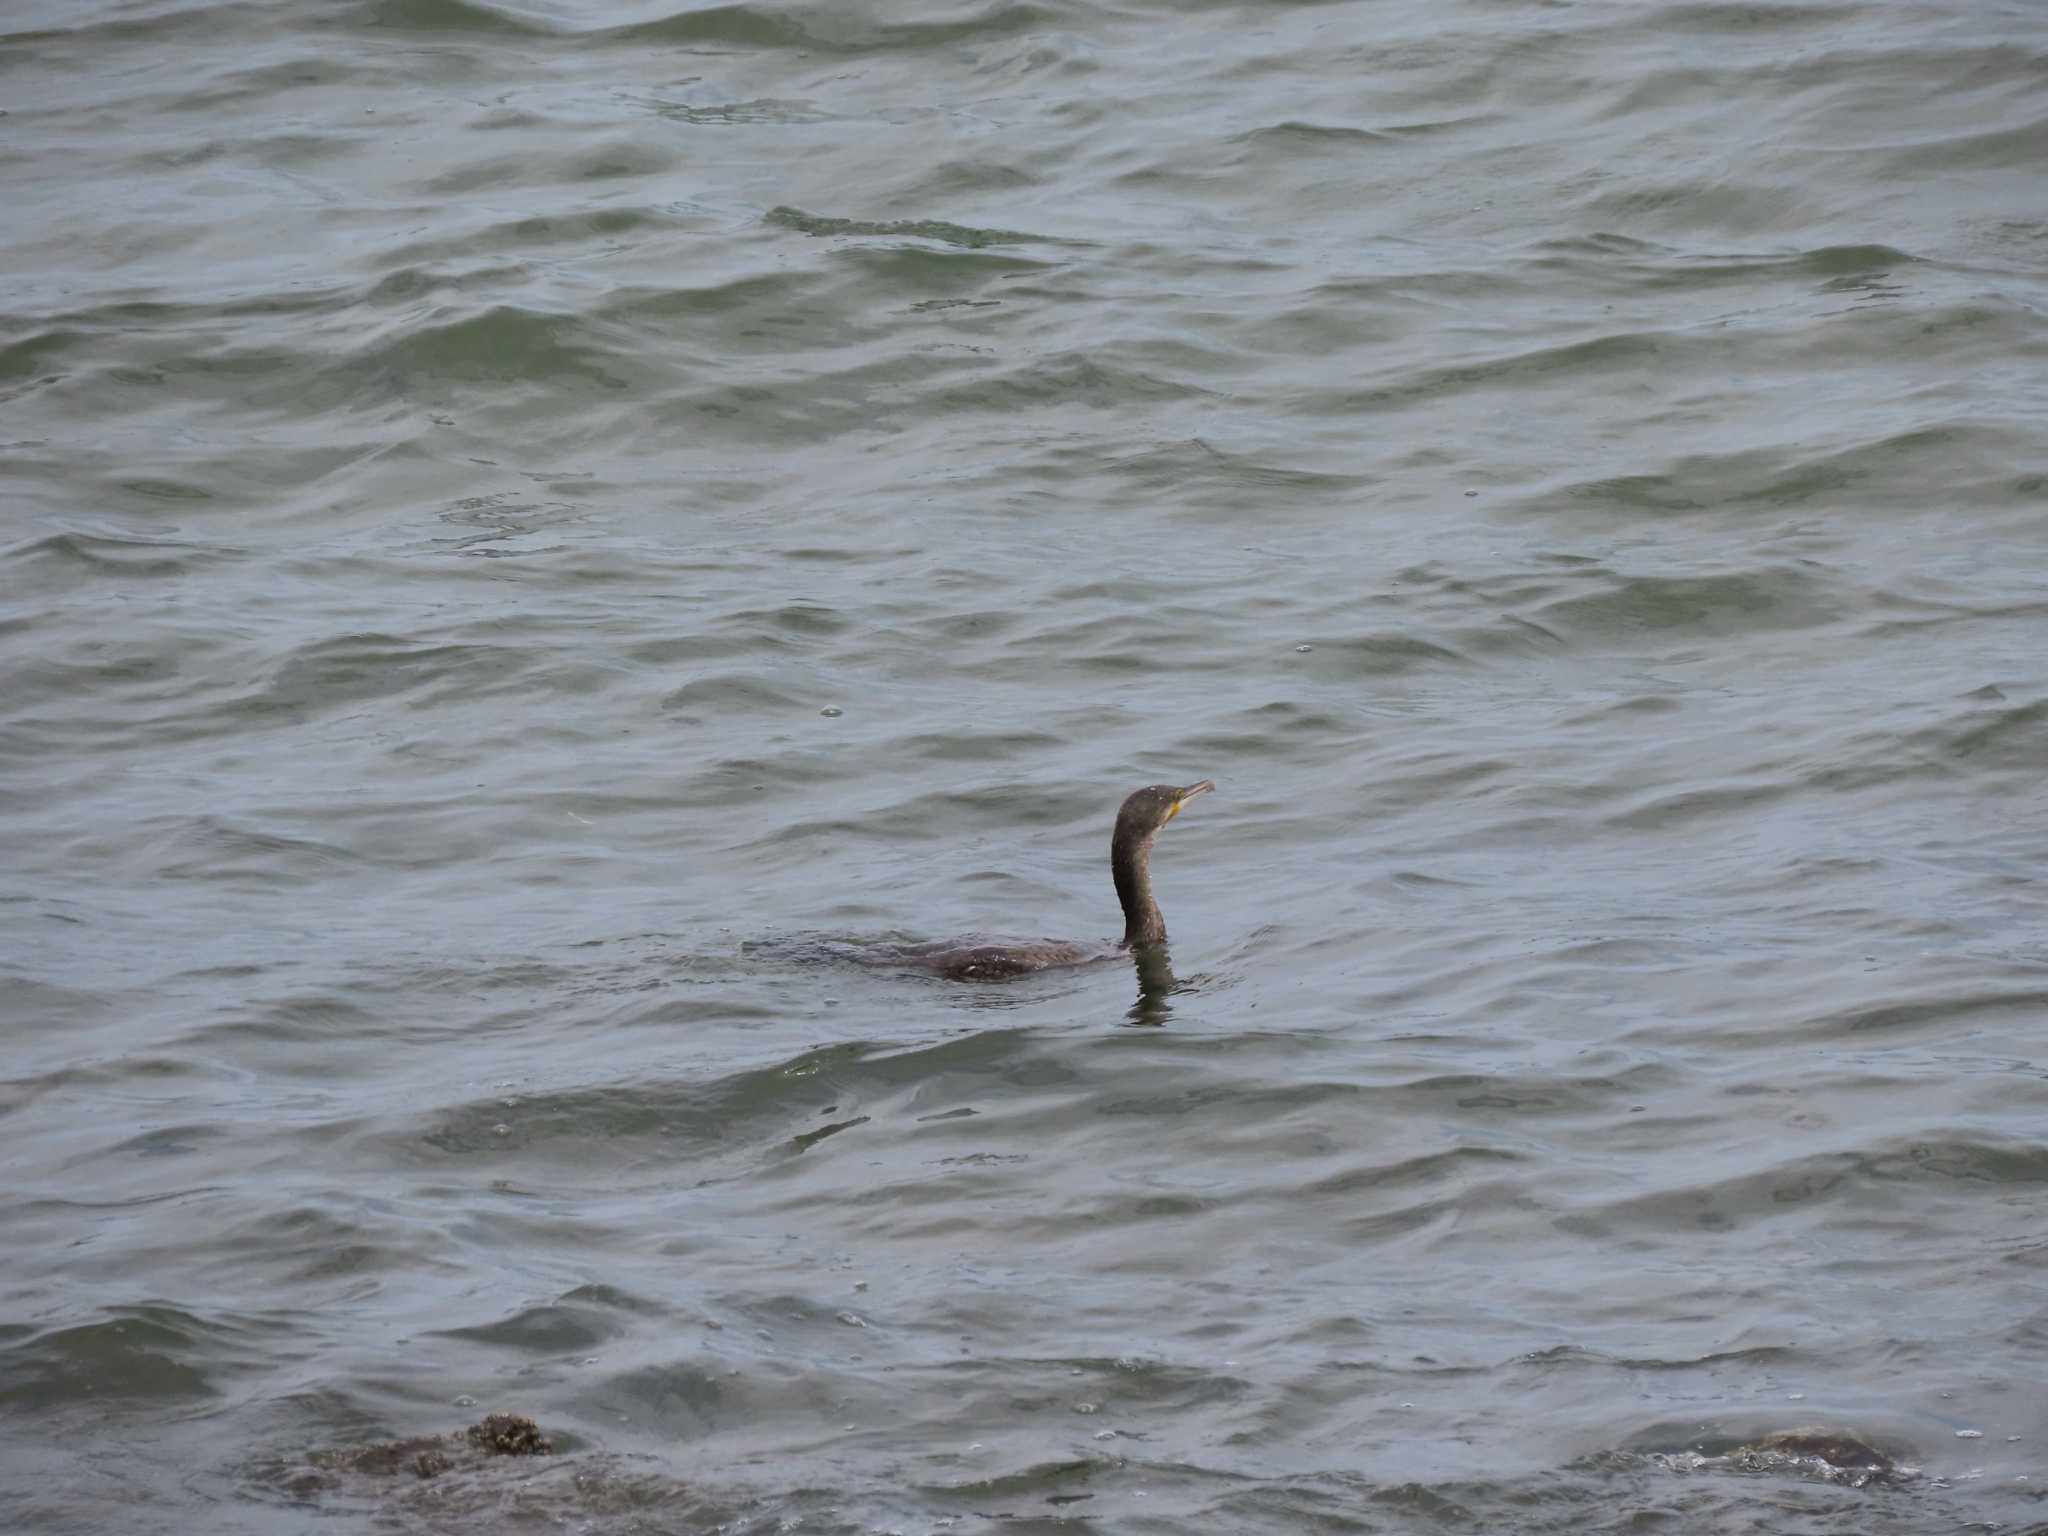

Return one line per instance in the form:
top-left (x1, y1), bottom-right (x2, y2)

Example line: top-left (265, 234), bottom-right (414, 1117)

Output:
top-left (4, 0), bottom-right (2046, 1530)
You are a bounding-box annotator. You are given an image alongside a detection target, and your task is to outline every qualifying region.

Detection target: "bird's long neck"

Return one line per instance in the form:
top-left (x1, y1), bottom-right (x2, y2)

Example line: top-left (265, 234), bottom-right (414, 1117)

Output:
top-left (1113, 828), bottom-right (1165, 948)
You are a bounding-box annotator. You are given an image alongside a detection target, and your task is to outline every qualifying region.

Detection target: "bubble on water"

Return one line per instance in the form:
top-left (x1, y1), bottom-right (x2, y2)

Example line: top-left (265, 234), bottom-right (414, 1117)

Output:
top-left (1787, 1393), bottom-right (1805, 1401)
top-left (492, 1123), bottom-right (510, 1136)
top-left (1074, 1402), bottom-right (1098, 1414)
top-left (1294, 644), bottom-right (1313, 653)
top-left (820, 706), bottom-right (843, 717)
top-left (453, 1395), bottom-right (476, 1408)
top-left (1956, 1429), bottom-right (1983, 1439)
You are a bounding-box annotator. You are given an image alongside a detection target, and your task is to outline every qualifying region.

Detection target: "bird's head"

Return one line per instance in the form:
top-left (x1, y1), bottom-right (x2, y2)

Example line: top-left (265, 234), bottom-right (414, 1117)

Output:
top-left (1114, 779), bottom-right (1215, 843)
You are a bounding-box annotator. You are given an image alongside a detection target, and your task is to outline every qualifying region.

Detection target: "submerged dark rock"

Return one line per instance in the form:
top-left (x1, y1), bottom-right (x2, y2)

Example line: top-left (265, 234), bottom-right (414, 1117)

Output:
top-left (1732, 1427), bottom-right (1900, 1484)
top-left (1641, 1423), bottom-right (1910, 1489)
top-left (464, 1412), bottom-right (553, 1458)
top-left (305, 1413), bottom-right (554, 1485)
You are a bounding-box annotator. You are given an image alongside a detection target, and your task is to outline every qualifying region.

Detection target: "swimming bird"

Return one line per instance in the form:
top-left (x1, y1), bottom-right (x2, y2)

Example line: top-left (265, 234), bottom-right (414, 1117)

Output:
top-left (871, 779), bottom-right (1215, 981)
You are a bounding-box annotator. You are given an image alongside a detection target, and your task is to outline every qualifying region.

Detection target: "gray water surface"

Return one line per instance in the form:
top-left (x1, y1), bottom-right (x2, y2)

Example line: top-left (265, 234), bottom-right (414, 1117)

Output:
top-left (4, 0), bottom-right (2047, 1530)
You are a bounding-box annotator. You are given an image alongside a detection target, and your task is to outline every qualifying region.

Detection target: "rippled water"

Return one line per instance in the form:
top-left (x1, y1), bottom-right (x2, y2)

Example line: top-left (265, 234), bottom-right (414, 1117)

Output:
top-left (4, 0), bottom-right (2047, 1530)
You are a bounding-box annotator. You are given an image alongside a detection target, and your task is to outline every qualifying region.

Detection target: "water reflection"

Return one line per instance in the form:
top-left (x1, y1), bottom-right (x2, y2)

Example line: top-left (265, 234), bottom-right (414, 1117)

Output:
top-left (1125, 944), bottom-right (1178, 1026)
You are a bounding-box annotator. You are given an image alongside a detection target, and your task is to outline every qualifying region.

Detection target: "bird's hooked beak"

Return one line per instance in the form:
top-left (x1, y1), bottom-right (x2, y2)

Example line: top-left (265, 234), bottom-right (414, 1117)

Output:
top-left (1164, 779), bottom-right (1215, 823)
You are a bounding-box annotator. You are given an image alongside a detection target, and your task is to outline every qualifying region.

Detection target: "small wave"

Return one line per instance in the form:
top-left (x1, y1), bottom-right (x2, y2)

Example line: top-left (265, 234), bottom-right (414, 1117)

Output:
top-left (1232, 120), bottom-right (1403, 150)
top-left (0, 326), bottom-right (85, 391)
top-left (243, 633), bottom-right (537, 721)
top-left (1, 530), bottom-right (231, 581)
top-left (1528, 566), bottom-right (1841, 643)
top-left (1531, 238), bottom-right (1920, 292)
top-left (1297, 330), bottom-right (1668, 417)
top-left (766, 205), bottom-right (1052, 249)
top-left (1518, 419), bottom-right (2034, 523)
top-left (927, 349), bottom-right (1216, 414)
top-left (354, 0), bottom-right (548, 37)
top-left (610, 1), bottom-right (1062, 55)
top-left (660, 671), bottom-right (808, 717)
top-left (342, 305), bottom-right (635, 401)
top-left (418, 138), bottom-right (675, 194)
top-left (1647, 1), bottom-right (1850, 30)
top-left (1880, 116), bottom-right (2048, 176)
top-left (430, 1298), bottom-right (634, 1354)
top-left (1799, 986), bottom-right (2048, 1042)
top-left (0, 1304), bottom-right (259, 1410)
top-left (637, 93), bottom-right (834, 126)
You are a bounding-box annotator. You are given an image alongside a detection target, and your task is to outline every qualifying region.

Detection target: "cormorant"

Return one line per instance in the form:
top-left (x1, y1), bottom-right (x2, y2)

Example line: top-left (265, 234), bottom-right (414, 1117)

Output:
top-left (873, 779), bottom-right (1215, 981)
